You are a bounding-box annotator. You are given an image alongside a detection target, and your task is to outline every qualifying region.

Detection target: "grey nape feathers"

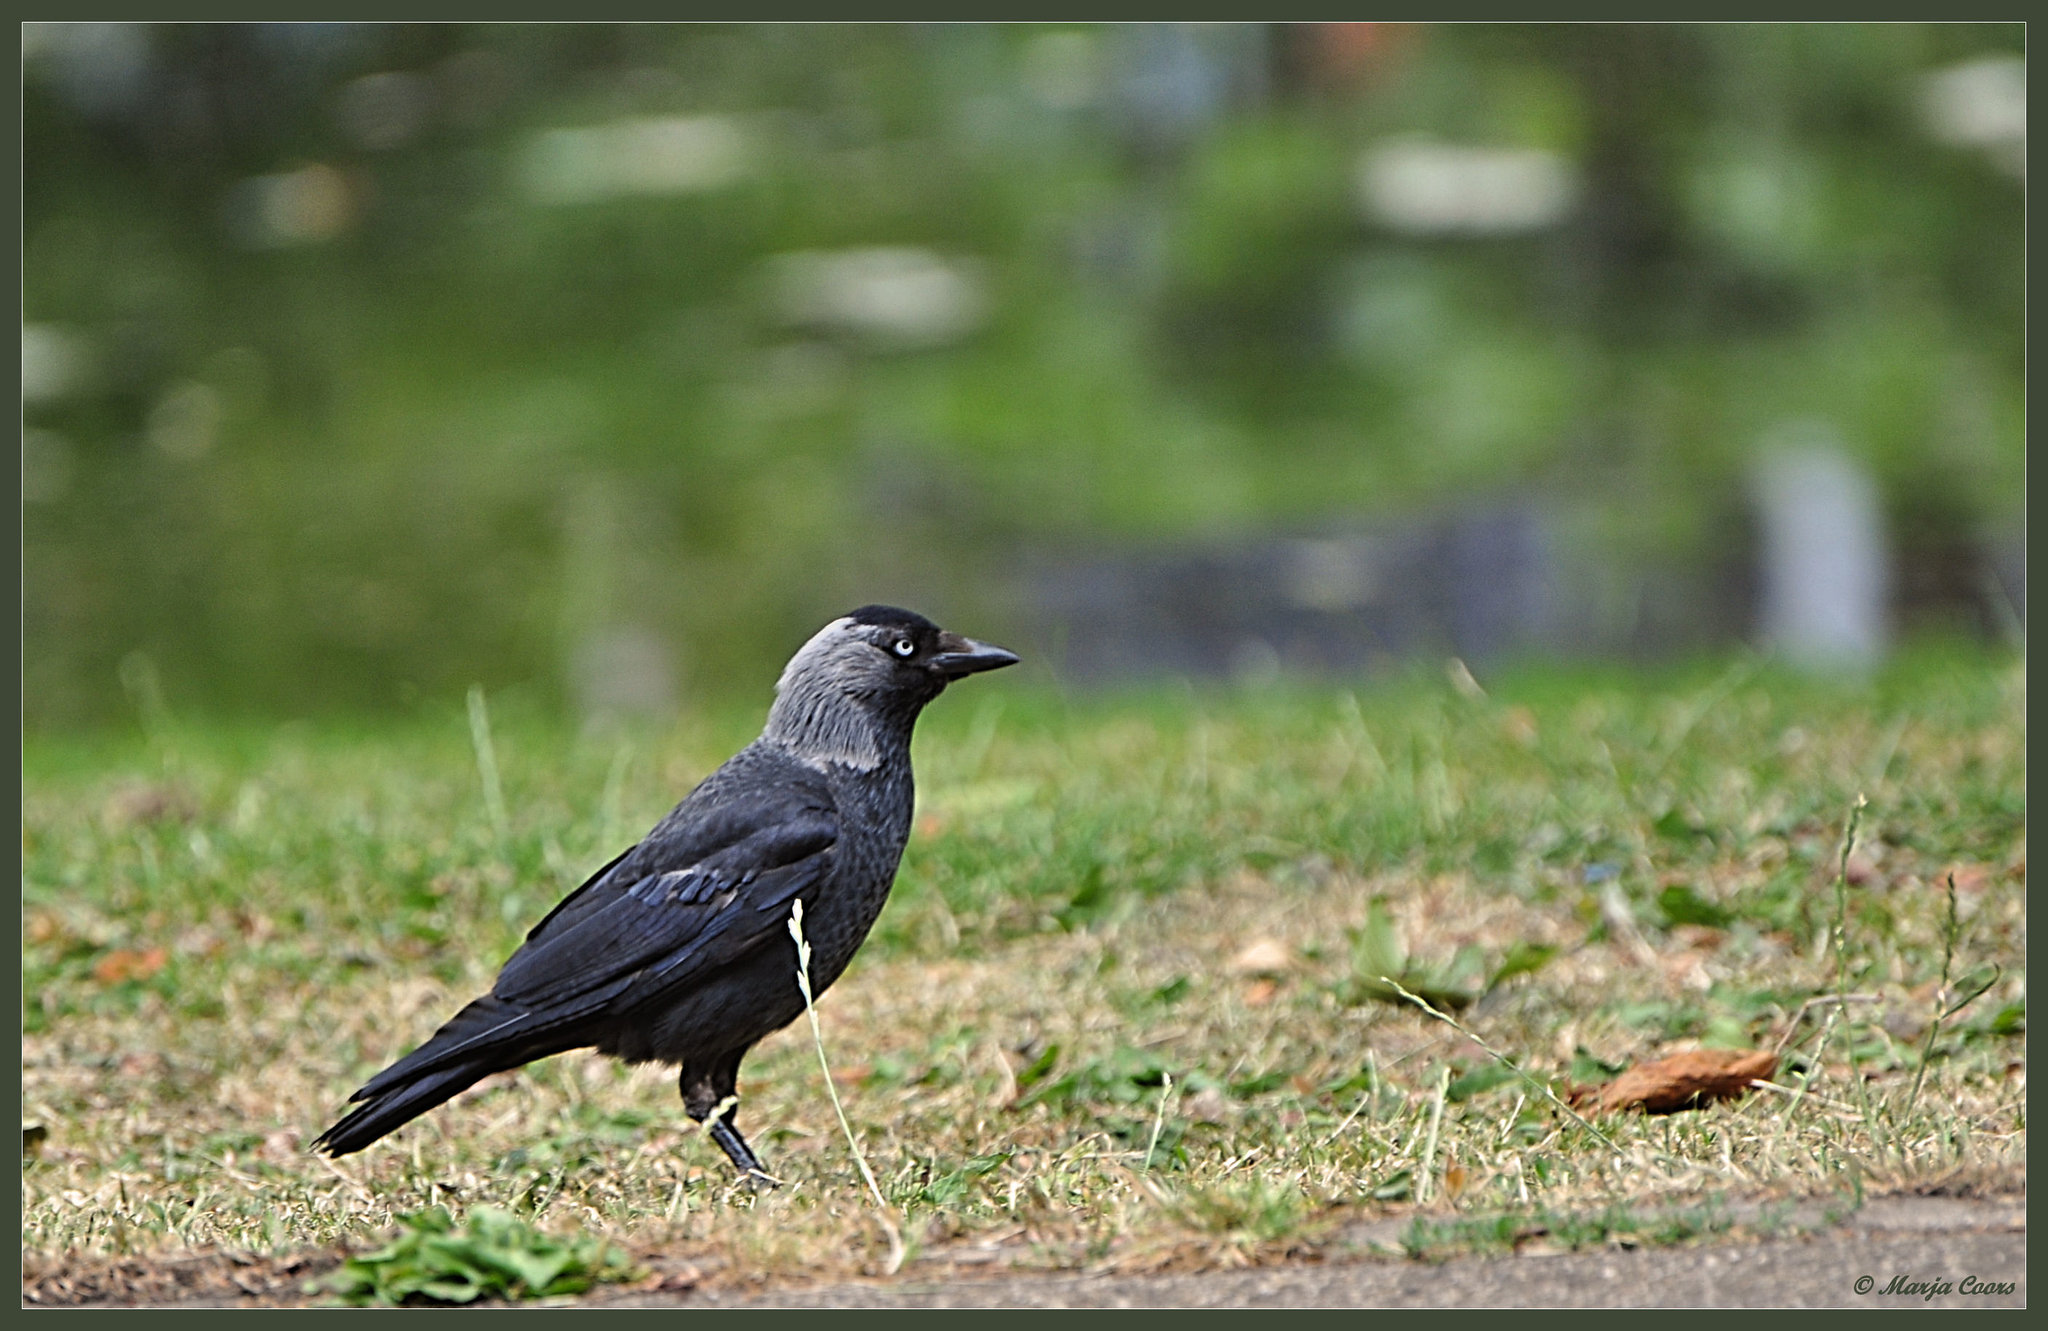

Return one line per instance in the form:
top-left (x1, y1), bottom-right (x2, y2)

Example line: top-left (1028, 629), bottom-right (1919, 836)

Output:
top-left (313, 606), bottom-right (1017, 1185)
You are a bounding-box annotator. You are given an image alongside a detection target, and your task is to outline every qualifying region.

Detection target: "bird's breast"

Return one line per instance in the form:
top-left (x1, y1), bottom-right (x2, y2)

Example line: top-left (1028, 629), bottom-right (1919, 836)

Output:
top-left (792, 781), bottom-right (914, 990)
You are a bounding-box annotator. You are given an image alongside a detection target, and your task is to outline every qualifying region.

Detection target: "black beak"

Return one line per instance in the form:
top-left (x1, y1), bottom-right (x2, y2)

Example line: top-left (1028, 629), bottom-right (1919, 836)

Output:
top-left (929, 631), bottom-right (1020, 679)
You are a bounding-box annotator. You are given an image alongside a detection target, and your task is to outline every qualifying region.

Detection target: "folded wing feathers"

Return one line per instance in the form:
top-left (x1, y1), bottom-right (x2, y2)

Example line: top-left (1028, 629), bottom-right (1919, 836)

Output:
top-left (331, 751), bottom-right (845, 1135)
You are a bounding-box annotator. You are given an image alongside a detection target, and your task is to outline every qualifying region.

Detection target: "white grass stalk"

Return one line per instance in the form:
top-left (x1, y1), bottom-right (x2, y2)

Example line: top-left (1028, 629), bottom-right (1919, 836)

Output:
top-left (1902, 872), bottom-right (2001, 1124)
top-left (1319, 1049), bottom-right (1384, 1151)
top-left (1417, 1065), bottom-right (1449, 1206)
top-left (599, 741), bottom-right (633, 851)
top-left (1142, 1072), bottom-right (1175, 1171)
top-left (466, 684), bottom-right (509, 846)
top-left (1826, 795), bottom-right (1889, 1145)
top-left (1383, 976), bottom-right (1626, 1159)
top-left (1320, 1089), bottom-right (1374, 1151)
top-left (789, 899), bottom-right (904, 1274)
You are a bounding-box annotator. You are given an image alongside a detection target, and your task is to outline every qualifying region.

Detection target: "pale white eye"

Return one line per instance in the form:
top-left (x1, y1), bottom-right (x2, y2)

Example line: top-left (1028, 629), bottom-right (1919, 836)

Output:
top-left (892, 638), bottom-right (916, 658)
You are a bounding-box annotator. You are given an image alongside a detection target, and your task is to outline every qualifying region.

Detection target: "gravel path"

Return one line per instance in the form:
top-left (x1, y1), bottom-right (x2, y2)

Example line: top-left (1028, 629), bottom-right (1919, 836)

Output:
top-left (607, 1194), bottom-right (2026, 1310)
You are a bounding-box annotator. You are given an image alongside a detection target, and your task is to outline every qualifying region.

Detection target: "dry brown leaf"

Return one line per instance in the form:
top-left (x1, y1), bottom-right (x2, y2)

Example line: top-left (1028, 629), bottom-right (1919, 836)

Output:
top-left (1945, 862), bottom-right (1992, 893)
top-left (92, 946), bottom-right (168, 986)
top-left (1227, 938), bottom-right (1292, 975)
top-left (1442, 1154), bottom-right (1468, 1202)
top-left (1242, 978), bottom-right (1278, 1006)
top-left (1596, 1048), bottom-right (1776, 1114)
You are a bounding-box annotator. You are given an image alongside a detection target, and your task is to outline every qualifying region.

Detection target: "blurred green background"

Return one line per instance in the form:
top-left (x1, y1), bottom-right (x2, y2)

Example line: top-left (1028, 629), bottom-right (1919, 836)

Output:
top-left (21, 23), bottom-right (2024, 732)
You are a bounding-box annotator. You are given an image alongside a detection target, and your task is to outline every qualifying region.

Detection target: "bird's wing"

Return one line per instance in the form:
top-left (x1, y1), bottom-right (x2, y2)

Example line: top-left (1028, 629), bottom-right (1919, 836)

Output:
top-left (491, 798), bottom-right (837, 1012)
top-left (518, 843), bottom-right (638, 943)
top-left (517, 751), bottom-right (841, 944)
top-left (352, 785), bottom-right (837, 1097)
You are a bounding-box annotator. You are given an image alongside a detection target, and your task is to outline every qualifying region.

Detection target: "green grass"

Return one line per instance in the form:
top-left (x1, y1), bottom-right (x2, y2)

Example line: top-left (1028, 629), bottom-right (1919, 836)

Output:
top-left (21, 644), bottom-right (2026, 1295)
top-left (1399, 1196), bottom-right (1739, 1261)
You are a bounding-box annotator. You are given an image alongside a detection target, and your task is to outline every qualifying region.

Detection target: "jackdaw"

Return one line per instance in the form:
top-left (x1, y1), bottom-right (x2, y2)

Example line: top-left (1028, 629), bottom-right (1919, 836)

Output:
top-left (313, 606), bottom-right (1017, 1184)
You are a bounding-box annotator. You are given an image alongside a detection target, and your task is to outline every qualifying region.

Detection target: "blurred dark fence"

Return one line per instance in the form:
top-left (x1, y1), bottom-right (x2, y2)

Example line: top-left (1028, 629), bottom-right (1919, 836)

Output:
top-left (21, 23), bottom-right (2024, 729)
top-left (1024, 496), bottom-right (2023, 685)
top-left (1028, 502), bottom-right (1568, 682)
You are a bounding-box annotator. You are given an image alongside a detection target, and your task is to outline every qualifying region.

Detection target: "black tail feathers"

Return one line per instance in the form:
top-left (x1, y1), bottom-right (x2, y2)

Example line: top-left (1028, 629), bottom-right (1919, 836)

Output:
top-left (313, 994), bottom-right (571, 1156)
top-left (312, 1061), bottom-right (491, 1156)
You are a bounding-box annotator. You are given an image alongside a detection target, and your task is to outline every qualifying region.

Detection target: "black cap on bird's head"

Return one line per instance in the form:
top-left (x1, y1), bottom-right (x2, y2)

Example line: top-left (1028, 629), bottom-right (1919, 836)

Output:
top-left (767, 606), bottom-right (1018, 767)
top-left (842, 604), bottom-right (1020, 680)
top-left (846, 604), bottom-right (939, 636)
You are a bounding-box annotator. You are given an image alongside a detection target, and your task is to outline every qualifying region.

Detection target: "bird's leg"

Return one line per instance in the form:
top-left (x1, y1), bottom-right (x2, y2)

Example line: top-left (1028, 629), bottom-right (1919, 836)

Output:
top-left (707, 1116), bottom-right (775, 1190)
top-left (681, 1054), bottom-right (777, 1190)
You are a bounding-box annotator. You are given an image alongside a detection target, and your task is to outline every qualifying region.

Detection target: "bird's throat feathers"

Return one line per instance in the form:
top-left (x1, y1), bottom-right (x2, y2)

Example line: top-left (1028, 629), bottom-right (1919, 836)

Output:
top-left (762, 616), bottom-right (908, 771)
top-left (764, 685), bottom-right (886, 771)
